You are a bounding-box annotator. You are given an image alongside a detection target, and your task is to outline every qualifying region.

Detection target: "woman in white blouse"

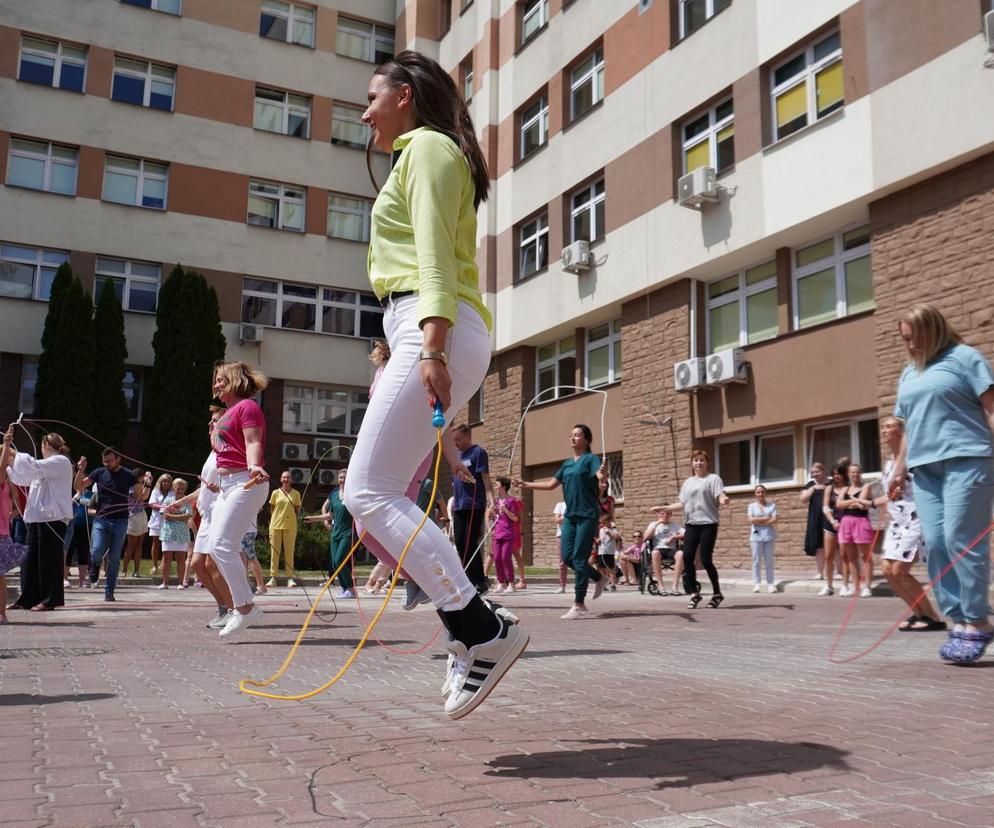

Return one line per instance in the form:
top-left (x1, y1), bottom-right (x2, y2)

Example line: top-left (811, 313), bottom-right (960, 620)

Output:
top-left (2, 426), bottom-right (74, 611)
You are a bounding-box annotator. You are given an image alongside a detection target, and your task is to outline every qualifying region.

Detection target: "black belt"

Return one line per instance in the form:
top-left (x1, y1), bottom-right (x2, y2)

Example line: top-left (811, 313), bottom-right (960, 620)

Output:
top-left (379, 290), bottom-right (415, 308)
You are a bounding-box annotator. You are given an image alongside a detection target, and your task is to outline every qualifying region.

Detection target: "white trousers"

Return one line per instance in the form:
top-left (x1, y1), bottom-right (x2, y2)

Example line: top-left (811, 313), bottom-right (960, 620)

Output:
top-left (344, 296), bottom-right (490, 612)
top-left (208, 471), bottom-right (267, 607)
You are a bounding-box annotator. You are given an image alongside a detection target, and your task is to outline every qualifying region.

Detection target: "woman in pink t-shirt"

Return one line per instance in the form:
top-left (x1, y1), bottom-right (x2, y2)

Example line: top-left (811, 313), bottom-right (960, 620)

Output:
top-left (207, 361), bottom-right (269, 639)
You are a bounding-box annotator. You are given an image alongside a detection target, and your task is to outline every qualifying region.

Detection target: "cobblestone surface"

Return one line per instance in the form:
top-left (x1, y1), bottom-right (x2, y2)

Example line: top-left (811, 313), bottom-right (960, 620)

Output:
top-left (2, 582), bottom-right (993, 827)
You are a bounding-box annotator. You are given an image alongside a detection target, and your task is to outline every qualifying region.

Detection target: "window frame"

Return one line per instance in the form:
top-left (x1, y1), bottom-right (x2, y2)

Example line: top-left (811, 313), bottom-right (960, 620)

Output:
top-left (705, 259), bottom-right (778, 353)
top-left (335, 16), bottom-right (395, 64)
top-left (791, 222), bottom-right (872, 331)
top-left (331, 102), bottom-right (371, 149)
top-left (569, 47), bottom-right (605, 122)
top-left (120, 0), bottom-right (183, 14)
top-left (535, 336), bottom-right (577, 402)
top-left (520, 0), bottom-right (551, 47)
top-left (17, 36), bottom-right (87, 92)
top-left (605, 451), bottom-right (624, 503)
top-left (570, 178), bottom-right (606, 244)
top-left (460, 55), bottom-right (474, 102)
top-left (805, 415), bottom-right (882, 477)
top-left (18, 357), bottom-right (39, 415)
top-left (5, 138), bottom-right (79, 195)
top-left (247, 179), bottom-right (306, 232)
top-left (259, 0), bottom-right (316, 47)
top-left (715, 428), bottom-right (797, 491)
top-left (94, 257), bottom-right (161, 314)
top-left (517, 212), bottom-right (549, 282)
top-left (253, 86), bottom-right (311, 138)
top-left (678, 0), bottom-right (731, 40)
top-left (681, 96), bottom-right (734, 175)
top-left (585, 319), bottom-right (622, 388)
top-left (282, 382), bottom-right (370, 437)
top-left (0, 243), bottom-right (70, 301)
top-left (240, 278), bottom-right (384, 340)
top-left (102, 155), bottom-right (169, 210)
top-left (111, 56), bottom-right (176, 111)
top-left (519, 93), bottom-right (549, 160)
top-left (327, 193), bottom-right (373, 242)
top-left (770, 28), bottom-right (843, 142)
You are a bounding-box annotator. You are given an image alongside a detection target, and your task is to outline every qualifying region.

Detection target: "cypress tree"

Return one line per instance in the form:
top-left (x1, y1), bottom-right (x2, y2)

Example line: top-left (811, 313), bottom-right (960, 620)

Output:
top-left (33, 261), bottom-right (74, 417)
top-left (91, 277), bottom-right (130, 451)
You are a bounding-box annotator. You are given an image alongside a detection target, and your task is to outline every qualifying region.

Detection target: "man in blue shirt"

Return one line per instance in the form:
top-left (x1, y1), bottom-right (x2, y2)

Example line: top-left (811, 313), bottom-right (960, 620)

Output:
top-left (75, 448), bottom-right (136, 602)
top-left (451, 424), bottom-right (495, 594)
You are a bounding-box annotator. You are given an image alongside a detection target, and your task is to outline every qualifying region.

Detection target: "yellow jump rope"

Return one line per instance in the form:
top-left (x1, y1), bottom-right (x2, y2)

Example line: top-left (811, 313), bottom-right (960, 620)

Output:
top-left (237, 404), bottom-right (447, 701)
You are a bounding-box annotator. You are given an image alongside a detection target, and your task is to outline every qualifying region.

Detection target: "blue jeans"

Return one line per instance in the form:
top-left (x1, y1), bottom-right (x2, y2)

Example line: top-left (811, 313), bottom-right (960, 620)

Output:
top-left (913, 457), bottom-right (994, 622)
top-left (89, 516), bottom-right (129, 597)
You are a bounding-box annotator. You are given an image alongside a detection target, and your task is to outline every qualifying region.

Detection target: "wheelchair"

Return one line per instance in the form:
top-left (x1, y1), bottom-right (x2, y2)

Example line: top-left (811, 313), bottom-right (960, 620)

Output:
top-left (636, 538), bottom-right (681, 596)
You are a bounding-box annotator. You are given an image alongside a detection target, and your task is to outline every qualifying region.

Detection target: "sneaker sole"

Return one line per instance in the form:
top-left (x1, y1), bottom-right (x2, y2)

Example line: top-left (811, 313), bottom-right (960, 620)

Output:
top-left (446, 626), bottom-right (529, 721)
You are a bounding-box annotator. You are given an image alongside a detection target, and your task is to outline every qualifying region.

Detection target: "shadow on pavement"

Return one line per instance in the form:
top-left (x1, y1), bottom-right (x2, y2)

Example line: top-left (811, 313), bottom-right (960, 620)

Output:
top-left (430, 648), bottom-right (629, 661)
top-left (595, 610), bottom-right (698, 622)
top-left (486, 737), bottom-right (849, 788)
top-left (229, 638), bottom-right (416, 647)
top-left (0, 692), bottom-right (116, 706)
top-left (722, 603), bottom-right (796, 611)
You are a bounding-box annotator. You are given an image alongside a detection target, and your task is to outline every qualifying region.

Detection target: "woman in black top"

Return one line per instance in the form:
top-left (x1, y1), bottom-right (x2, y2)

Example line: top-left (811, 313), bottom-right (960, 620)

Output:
top-left (800, 462), bottom-right (828, 579)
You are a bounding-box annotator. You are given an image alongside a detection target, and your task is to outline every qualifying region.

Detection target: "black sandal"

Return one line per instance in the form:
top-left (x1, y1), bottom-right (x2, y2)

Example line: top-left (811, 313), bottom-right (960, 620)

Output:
top-left (907, 616), bottom-right (947, 632)
top-left (707, 595), bottom-right (724, 609)
top-left (688, 594), bottom-right (702, 609)
top-left (898, 615), bottom-right (918, 632)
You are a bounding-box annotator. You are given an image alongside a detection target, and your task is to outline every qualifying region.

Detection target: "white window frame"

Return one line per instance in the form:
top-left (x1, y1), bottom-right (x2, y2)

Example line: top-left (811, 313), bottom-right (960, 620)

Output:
top-left (605, 451), bottom-right (624, 503)
top-left (254, 87), bottom-right (311, 138)
top-left (678, 0), bottom-right (730, 39)
top-left (327, 194), bottom-right (372, 242)
top-left (336, 16), bottom-right (395, 63)
top-left (570, 178), bottom-right (605, 244)
top-left (518, 213), bottom-right (549, 281)
top-left (94, 257), bottom-right (161, 314)
top-left (705, 260), bottom-right (777, 353)
top-left (535, 337), bottom-right (577, 402)
top-left (6, 139), bottom-right (78, 195)
top-left (331, 103), bottom-right (371, 149)
top-left (805, 415), bottom-right (882, 478)
top-left (282, 382), bottom-right (369, 436)
top-left (102, 155), bottom-right (169, 210)
top-left (18, 357), bottom-right (39, 415)
top-left (791, 222), bottom-right (872, 331)
top-left (123, 366), bottom-right (144, 422)
top-left (121, 0), bottom-right (183, 14)
top-left (715, 428), bottom-right (797, 492)
top-left (461, 57), bottom-right (474, 102)
top-left (519, 94), bottom-right (549, 159)
top-left (260, 1), bottom-right (315, 47)
top-left (18, 36), bottom-right (87, 90)
top-left (241, 279), bottom-right (384, 339)
top-left (247, 180), bottom-right (306, 232)
top-left (521, 0), bottom-right (550, 45)
top-left (585, 319), bottom-right (622, 388)
top-left (112, 57), bottom-right (175, 110)
top-left (0, 243), bottom-right (69, 301)
top-left (770, 29), bottom-right (843, 142)
top-left (569, 48), bottom-right (604, 121)
top-left (681, 96), bottom-right (734, 175)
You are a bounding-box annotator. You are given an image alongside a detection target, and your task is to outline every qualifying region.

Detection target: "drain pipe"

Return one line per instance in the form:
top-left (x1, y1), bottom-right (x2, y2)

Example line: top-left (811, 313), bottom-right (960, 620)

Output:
top-left (689, 278), bottom-right (698, 358)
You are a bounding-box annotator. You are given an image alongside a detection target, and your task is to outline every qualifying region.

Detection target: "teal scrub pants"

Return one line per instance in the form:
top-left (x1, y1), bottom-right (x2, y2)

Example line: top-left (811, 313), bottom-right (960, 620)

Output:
top-left (329, 534), bottom-right (354, 591)
top-left (913, 457), bottom-right (994, 622)
top-left (560, 515), bottom-right (601, 604)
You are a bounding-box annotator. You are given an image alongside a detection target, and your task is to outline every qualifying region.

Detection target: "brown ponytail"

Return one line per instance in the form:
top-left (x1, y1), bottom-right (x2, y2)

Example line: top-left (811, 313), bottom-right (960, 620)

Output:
top-left (373, 50), bottom-right (490, 208)
top-left (41, 432), bottom-right (70, 456)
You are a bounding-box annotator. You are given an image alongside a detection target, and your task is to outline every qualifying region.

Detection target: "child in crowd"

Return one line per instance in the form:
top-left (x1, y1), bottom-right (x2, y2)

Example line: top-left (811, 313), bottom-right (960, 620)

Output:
top-left (0, 464), bottom-right (27, 623)
top-left (595, 515), bottom-right (621, 591)
top-left (747, 485), bottom-right (778, 593)
top-left (158, 478), bottom-right (190, 589)
top-left (241, 527), bottom-right (266, 595)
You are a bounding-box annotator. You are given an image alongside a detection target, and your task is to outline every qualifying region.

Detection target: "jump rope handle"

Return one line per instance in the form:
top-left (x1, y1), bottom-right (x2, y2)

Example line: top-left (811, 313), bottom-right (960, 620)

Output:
top-left (432, 400), bottom-right (445, 429)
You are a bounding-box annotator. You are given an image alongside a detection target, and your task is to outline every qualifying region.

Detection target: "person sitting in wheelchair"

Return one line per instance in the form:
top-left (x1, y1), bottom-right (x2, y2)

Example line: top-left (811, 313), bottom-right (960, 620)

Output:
top-left (644, 508), bottom-right (685, 596)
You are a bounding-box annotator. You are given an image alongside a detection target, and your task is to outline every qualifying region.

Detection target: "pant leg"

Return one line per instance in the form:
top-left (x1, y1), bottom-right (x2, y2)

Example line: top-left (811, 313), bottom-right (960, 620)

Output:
top-left (283, 525), bottom-right (297, 577)
top-left (564, 516), bottom-right (600, 604)
top-left (269, 529), bottom-right (283, 578)
top-left (464, 507), bottom-right (486, 587)
top-left (914, 461), bottom-right (963, 619)
top-left (942, 457), bottom-right (994, 622)
top-left (698, 524), bottom-right (721, 595)
top-left (682, 524), bottom-right (701, 595)
top-left (15, 522), bottom-right (42, 608)
top-left (557, 537), bottom-right (567, 586)
top-left (330, 536), bottom-right (354, 590)
top-left (764, 540), bottom-right (775, 584)
top-left (88, 517), bottom-right (110, 584)
top-left (41, 521), bottom-right (67, 607)
top-left (104, 518), bottom-right (128, 598)
top-left (493, 538), bottom-right (511, 583)
top-left (209, 475), bottom-right (268, 608)
top-left (343, 297), bottom-right (489, 613)
top-left (750, 540), bottom-right (761, 584)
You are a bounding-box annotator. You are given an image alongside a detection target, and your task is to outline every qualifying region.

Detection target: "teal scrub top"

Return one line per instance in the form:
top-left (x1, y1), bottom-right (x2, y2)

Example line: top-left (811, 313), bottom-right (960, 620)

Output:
top-left (555, 453), bottom-right (602, 519)
top-left (327, 489), bottom-right (354, 542)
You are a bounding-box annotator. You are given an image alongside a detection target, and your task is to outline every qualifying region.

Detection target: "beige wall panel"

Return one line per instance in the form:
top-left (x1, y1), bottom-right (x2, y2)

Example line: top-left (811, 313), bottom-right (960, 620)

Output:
top-left (0, 298), bottom-right (47, 356)
top-left (754, 0), bottom-right (855, 65)
top-left (523, 384), bottom-right (623, 467)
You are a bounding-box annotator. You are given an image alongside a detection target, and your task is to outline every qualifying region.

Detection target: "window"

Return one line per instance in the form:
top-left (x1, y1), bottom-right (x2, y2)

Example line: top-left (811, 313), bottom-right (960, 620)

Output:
top-left (247, 180), bottom-right (306, 231)
top-left (771, 30), bottom-right (843, 141)
top-left (808, 417), bottom-right (880, 474)
top-left (260, 1), bottom-right (315, 46)
top-left (605, 452), bottom-right (624, 502)
top-left (570, 48), bottom-right (604, 121)
top-left (792, 224), bottom-right (872, 330)
top-left (18, 37), bottom-right (86, 92)
top-left (440, 0), bottom-right (452, 36)
top-left (521, 0), bottom-right (550, 45)
top-left (241, 279), bottom-right (384, 339)
top-left (518, 213), bottom-right (549, 280)
top-left (570, 178), bottom-right (605, 243)
top-left (123, 366), bottom-right (144, 421)
top-left (706, 260), bottom-right (777, 352)
top-left (682, 97), bottom-right (734, 174)
top-left (460, 55), bottom-right (474, 102)
top-left (585, 320), bottom-right (622, 387)
top-left (6, 139), bottom-right (78, 195)
top-left (283, 383), bottom-right (369, 435)
top-left (328, 194), bottom-right (372, 241)
top-left (94, 257), bottom-right (161, 313)
top-left (103, 156), bottom-right (168, 209)
top-left (121, 0), bottom-right (182, 13)
top-left (336, 17), bottom-right (394, 63)
top-left (536, 336), bottom-right (576, 401)
top-left (0, 244), bottom-right (69, 300)
top-left (254, 87), bottom-right (310, 137)
top-left (679, 0), bottom-right (731, 39)
top-left (18, 358), bottom-right (38, 415)
top-left (468, 386), bottom-right (483, 423)
top-left (331, 103), bottom-right (370, 149)
top-left (716, 429), bottom-right (796, 488)
top-left (112, 57), bottom-right (175, 111)
top-left (519, 94), bottom-right (549, 159)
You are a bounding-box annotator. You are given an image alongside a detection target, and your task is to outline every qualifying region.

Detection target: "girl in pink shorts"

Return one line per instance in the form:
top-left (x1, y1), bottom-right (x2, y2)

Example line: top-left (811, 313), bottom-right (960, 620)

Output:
top-left (836, 463), bottom-right (875, 598)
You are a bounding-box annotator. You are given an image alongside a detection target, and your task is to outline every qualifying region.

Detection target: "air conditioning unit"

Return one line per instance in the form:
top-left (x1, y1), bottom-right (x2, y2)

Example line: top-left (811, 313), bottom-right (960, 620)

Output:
top-left (677, 167), bottom-right (718, 209)
top-left (239, 323), bottom-right (264, 344)
top-left (705, 348), bottom-right (748, 385)
top-left (673, 358), bottom-right (706, 392)
top-left (281, 442), bottom-right (309, 461)
top-left (985, 9), bottom-right (994, 50)
top-left (318, 469), bottom-right (338, 486)
top-left (314, 438), bottom-right (353, 461)
top-left (287, 467), bottom-right (309, 485)
top-left (561, 240), bottom-right (591, 274)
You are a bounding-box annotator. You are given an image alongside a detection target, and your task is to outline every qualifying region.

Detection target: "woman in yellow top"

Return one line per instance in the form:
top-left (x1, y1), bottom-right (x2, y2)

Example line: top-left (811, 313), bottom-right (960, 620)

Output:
top-left (267, 471), bottom-right (300, 587)
top-left (344, 51), bottom-right (528, 720)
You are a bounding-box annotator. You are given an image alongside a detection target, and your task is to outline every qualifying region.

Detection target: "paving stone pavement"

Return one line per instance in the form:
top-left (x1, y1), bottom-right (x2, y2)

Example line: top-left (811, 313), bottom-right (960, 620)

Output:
top-left (2, 582), bottom-right (994, 827)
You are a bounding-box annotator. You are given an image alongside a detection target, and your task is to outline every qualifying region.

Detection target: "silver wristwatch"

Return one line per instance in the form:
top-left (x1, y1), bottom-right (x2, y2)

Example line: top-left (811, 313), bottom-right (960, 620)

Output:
top-left (419, 350), bottom-right (448, 365)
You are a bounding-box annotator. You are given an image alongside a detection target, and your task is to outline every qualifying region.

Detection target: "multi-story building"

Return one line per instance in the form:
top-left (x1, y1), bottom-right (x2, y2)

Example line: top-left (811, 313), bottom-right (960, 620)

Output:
top-left (398, 0), bottom-right (994, 569)
top-left (0, 0), bottom-right (397, 500)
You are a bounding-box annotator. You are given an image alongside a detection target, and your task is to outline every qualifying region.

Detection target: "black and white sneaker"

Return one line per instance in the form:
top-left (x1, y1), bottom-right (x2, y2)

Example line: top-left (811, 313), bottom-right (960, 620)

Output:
top-left (441, 600), bottom-right (519, 697)
top-left (442, 618), bottom-right (529, 720)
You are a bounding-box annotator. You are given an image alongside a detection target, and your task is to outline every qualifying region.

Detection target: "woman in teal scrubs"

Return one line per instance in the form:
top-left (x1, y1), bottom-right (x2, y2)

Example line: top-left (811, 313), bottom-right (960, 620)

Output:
top-left (890, 304), bottom-right (994, 664)
top-left (514, 425), bottom-right (606, 620)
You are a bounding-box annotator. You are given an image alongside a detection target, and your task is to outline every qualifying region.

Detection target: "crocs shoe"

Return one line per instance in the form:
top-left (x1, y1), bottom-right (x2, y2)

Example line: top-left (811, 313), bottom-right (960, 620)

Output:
top-left (946, 629), bottom-right (994, 665)
top-left (939, 629), bottom-right (966, 662)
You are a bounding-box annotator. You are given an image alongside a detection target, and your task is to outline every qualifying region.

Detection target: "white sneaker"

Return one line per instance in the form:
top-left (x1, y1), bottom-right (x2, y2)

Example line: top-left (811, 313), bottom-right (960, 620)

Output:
top-left (287, 579), bottom-right (298, 588)
top-left (219, 605), bottom-right (264, 639)
top-left (340, 589), bottom-right (355, 599)
top-left (840, 586), bottom-right (854, 597)
top-left (767, 585), bottom-right (777, 594)
top-left (442, 619), bottom-right (529, 720)
top-left (265, 578), bottom-right (277, 588)
top-left (63, 579), bottom-right (72, 588)
top-left (591, 578), bottom-right (606, 600)
top-left (554, 586), bottom-right (566, 594)
top-left (560, 606), bottom-right (589, 620)
top-left (752, 584), bottom-right (761, 593)
top-left (207, 610), bottom-right (233, 630)
top-left (860, 586), bottom-right (872, 598)
top-left (156, 584), bottom-right (167, 590)
top-left (818, 585), bottom-right (834, 596)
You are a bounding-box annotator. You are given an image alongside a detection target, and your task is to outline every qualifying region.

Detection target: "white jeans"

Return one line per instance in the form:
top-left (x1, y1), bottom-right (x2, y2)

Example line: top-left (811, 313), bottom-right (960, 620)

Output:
top-left (344, 295), bottom-right (490, 612)
top-left (208, 471), bottom-right (267, 607)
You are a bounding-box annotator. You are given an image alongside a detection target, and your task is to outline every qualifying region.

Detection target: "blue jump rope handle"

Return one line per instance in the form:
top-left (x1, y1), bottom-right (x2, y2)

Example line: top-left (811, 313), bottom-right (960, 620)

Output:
top-left (432, 400), bottom-right (446, 428)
